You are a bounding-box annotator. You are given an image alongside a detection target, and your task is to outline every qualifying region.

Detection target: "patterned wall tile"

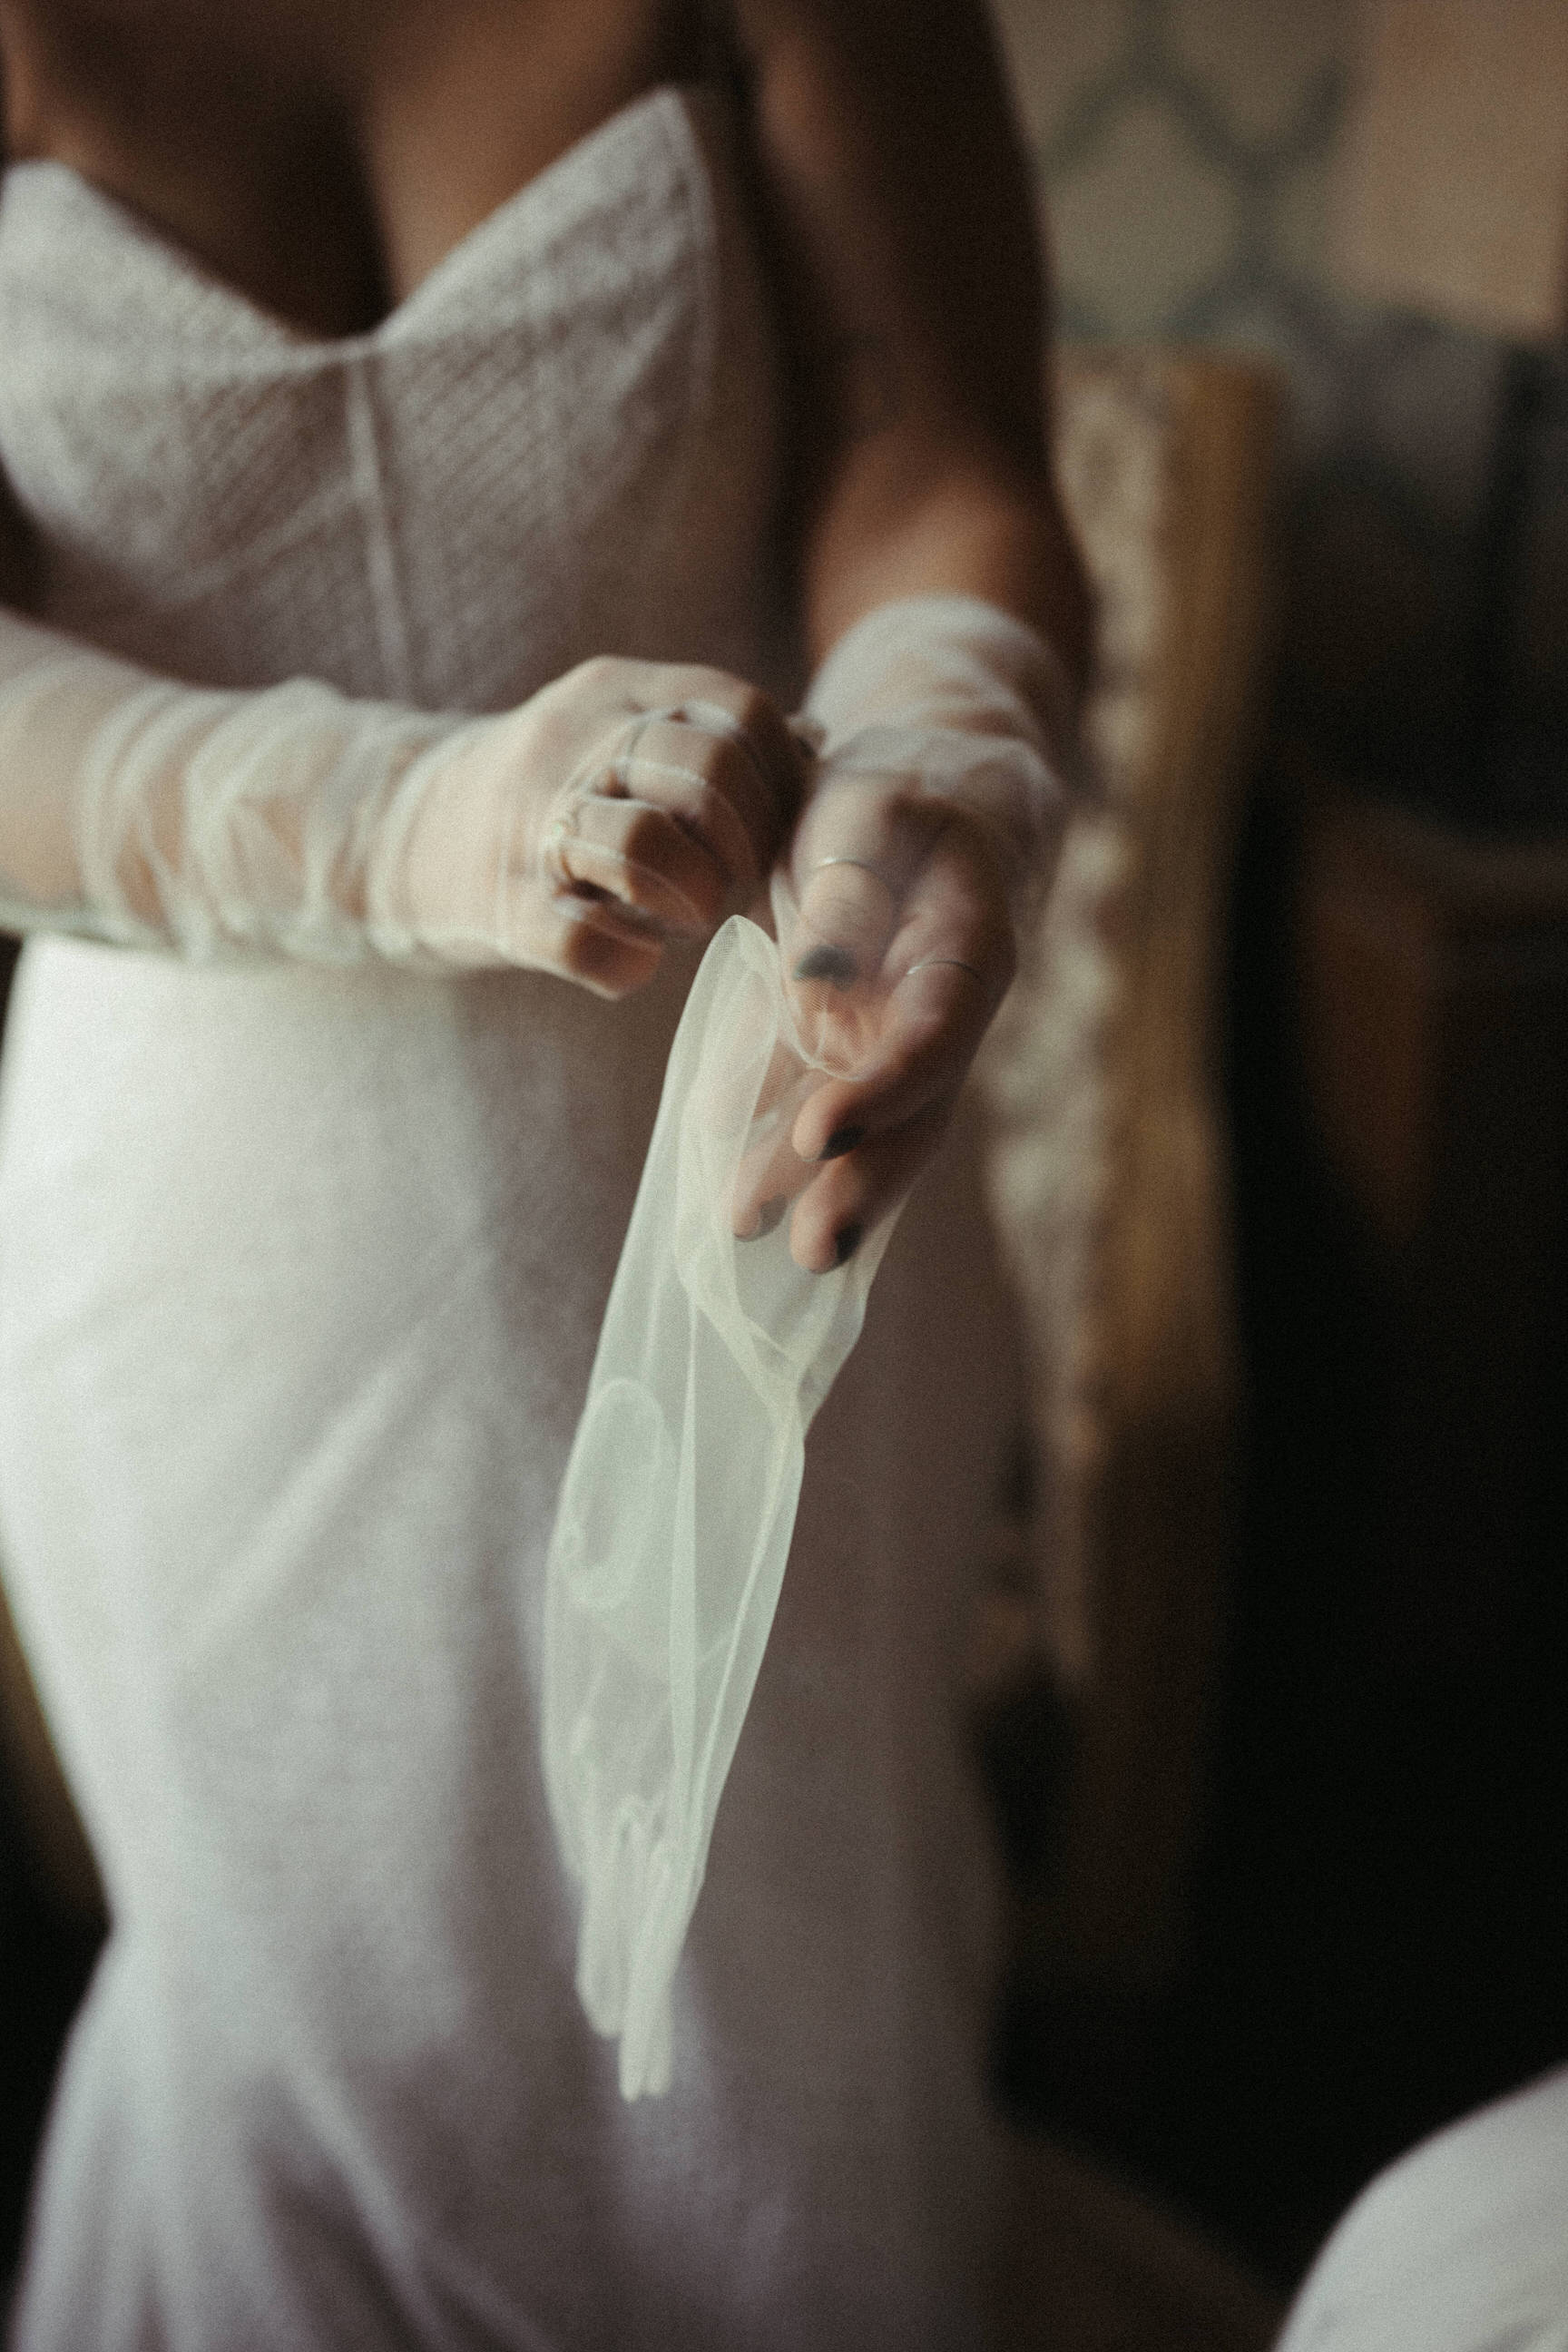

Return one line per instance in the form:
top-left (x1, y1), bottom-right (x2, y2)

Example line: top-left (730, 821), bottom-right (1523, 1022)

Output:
top-left (988, 0), bottom-right (1568, 824)
top-left (1271, 139), bottom-right (1338, 289)
top-left (1167, 0), bottom-right (1348, 147)
top-left (1050, 94), bottom-right (1240, 336)
top-left (990, 0), bottom-right (1126, 149)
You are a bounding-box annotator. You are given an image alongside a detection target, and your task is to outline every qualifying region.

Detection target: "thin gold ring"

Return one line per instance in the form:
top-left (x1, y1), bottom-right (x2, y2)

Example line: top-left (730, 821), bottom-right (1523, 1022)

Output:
top-left (906, 955), bottom-right (986, 986)
top-left (608, 709), bottom-right (662, 790)
top-left (810, 856), bottom-right (894, 887)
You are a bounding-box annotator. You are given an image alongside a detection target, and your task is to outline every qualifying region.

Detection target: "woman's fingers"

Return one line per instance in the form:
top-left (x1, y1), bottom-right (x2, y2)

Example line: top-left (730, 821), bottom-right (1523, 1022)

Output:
top-left (788, 955), bottom-right (996, 1161)
top-left (594, 664), bottom-right (807, 859)
top-left (403, 657), bottom-right (809, 991)
top-left (544, 790), bottom-right (729, 934)
top-left (784, 779), bottom-right (935, 979)
top-left (731, 790), bottom-right (1016, 1266)
top-left (729, 1058), bottom-right (822, 1238)
top-left (512, 890), bottom-right (667, 999)
top-left (786, 1097), bottom-right (952, 1273)
top-left (730, 962), bottom-right (994, 1265)
top-left (789, 857), bottom-right (899, 989)
top-left (787, 808), bottom-right (1013, 1162)
top-left (545, 700), bottom-right (808, 936)
top-left (761, 793), bottom-right (1016, 1255)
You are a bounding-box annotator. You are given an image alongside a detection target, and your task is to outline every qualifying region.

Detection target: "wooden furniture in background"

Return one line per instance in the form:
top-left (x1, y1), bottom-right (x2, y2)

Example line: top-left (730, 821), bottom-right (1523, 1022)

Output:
top-left (980, 350), bottom-right (1282, 1985)
top-left (1298, 788), bottom-right (1568, 1252)
top-left (1294, 780), bottom-right (1568, 1667)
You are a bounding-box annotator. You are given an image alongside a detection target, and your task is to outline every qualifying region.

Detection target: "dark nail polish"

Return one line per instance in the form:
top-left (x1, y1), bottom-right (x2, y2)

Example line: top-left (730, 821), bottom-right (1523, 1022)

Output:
top-left (740, 1196), bottom-right (787, 1241)
top-left (820, 1124), bottom-right (864, 1162)
top-left (833, 1222), bottom-right (864, 1269)
top-left (793, 944), bottom-right (858, 985)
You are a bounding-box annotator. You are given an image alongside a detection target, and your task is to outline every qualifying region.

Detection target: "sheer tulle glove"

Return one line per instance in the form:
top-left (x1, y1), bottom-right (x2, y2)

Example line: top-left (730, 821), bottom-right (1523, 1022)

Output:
top-left (0, 608), bottom-right (803, 990)
top-left (750, 593), bottom-right (1080, 1270)
top-left (368, 656), bottom-right (802, 991)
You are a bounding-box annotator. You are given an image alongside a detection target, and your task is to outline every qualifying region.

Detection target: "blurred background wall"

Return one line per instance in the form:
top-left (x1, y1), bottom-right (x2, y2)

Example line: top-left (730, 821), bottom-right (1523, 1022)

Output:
top-left (992, 0), bottom-right (1568, 827)
top-left (980, 0), bottom-right (1568, 2302)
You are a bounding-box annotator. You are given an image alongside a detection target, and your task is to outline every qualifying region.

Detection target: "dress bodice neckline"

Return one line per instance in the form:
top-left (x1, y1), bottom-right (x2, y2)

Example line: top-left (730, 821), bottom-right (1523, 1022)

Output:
top-left (0, 69), bottom-right (783, 712)
top-left (0, 81), bottom-right (707, 354)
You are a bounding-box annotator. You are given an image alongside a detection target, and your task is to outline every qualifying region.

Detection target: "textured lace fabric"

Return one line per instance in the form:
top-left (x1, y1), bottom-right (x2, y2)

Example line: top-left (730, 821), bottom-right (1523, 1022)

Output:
top-left (0, 89), bottom-right (779, 709)
top-left (0, 85), bottom-right (1017, 2352)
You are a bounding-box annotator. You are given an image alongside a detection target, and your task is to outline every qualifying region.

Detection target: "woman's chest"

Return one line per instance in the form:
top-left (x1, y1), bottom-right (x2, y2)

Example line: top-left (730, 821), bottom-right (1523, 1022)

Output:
top-left (0, 0), bottom-right (707, 332)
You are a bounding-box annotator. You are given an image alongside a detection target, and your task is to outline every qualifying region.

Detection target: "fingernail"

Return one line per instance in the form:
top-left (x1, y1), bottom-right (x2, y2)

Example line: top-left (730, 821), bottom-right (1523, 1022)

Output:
top-left (793, 944), bottom-right (858, 985)
top-left (833, 1222), bottom-right (864, 1268)
top-left (819, 1125), bottom-right (864, 1162)
top-left (740, 1196), bottom-right (788, 1241)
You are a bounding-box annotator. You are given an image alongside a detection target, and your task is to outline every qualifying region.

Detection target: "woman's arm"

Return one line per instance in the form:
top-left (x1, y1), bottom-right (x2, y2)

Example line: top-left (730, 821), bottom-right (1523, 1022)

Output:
top-left (0, 596), bottom-right (801, 985)
top-left (730, 0), bottom-right (1093, 1269)
top-left (732, 0), bottom-right (1090, 678)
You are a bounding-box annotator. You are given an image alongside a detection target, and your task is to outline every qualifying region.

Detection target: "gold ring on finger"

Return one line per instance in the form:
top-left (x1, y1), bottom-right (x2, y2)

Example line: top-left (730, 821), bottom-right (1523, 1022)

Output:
top-left (607, 708), bottom-right (667, 790)
top-left (906, 955), bottom-right (986, 987)
top-left (810, 856), bottom-right (896, 892)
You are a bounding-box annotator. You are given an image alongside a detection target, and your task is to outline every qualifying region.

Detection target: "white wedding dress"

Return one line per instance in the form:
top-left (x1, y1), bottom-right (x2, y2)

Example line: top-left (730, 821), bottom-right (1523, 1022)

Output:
top-left (0, 85), bottom-right (1021, 2349)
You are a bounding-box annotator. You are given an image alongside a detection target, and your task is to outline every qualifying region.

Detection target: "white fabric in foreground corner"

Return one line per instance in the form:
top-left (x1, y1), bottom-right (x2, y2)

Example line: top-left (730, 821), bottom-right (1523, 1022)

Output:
top-left (1275, 2063), bottom-right (1568, 2351)
top-left (544, 912), bottom-right (898, 2099)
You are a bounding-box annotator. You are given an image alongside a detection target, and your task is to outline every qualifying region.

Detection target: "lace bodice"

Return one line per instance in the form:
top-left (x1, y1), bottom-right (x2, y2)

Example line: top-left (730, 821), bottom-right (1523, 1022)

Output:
top-left (0, 84), bottom-right (784, 714)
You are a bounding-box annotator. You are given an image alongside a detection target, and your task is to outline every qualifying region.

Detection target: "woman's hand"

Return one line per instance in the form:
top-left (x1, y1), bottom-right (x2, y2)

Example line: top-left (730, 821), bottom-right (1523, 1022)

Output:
top-left (709, 0), bottom-right (1093, 1275)
top-left (740, 757), bottom-right (1016, 1274)
top-left (383, 657), bottom-right (807, 995)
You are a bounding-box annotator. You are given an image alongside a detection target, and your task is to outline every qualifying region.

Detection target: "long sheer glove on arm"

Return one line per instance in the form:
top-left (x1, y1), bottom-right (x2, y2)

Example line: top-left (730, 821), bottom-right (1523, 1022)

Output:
top-left (763, 592), bottom-right (1082, 1269)
top-left (0, 606), bottom-right (799, 990)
